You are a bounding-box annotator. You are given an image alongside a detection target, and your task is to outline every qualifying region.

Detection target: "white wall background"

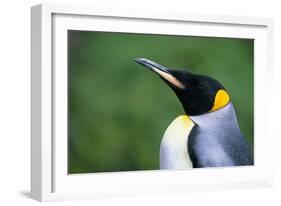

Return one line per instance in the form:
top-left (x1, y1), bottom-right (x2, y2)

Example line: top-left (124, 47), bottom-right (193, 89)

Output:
top-left (0, 0), bottom-right (280, 205)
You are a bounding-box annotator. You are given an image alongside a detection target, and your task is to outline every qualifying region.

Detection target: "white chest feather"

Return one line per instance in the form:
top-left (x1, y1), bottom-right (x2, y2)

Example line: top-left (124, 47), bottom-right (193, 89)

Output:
top-left (160, 115), bottom-right (194, 169)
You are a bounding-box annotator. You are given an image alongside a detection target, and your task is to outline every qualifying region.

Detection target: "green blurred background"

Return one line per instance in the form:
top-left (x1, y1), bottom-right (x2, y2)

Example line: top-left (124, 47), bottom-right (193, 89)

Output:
top-left (68, 30), bottom-right (254, 174)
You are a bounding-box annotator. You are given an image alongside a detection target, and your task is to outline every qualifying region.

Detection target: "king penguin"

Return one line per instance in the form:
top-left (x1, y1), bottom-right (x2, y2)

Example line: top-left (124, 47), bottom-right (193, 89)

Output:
top-left (134, 57), bottom-right (253, 169)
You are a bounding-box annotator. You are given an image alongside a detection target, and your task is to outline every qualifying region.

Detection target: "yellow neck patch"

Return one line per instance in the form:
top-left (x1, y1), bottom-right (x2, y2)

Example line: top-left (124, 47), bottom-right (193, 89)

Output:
top-left (178, 115), bottom-right (194, 129)
top-left (210, 89), bottom-right (230, 112)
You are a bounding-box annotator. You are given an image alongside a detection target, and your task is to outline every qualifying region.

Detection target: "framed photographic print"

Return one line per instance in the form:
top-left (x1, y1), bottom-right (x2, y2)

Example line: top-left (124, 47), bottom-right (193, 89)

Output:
top-left (31, 3), bottom-right (274, 201)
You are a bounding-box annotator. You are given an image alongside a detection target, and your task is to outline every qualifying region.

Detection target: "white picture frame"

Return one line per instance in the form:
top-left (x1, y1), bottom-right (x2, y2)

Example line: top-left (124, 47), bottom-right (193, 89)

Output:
top-left (31, 3), bottom-right (274, 202)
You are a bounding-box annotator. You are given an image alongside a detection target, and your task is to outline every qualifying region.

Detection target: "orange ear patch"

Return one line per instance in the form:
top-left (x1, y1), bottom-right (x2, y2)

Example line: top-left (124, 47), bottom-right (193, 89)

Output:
top-left (210, 89), bottom-right (230, 112)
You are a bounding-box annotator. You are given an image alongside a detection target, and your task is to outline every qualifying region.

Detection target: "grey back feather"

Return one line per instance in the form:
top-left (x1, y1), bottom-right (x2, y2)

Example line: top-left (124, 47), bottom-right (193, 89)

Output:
top-left (188, 103), bottom-right (253, 168)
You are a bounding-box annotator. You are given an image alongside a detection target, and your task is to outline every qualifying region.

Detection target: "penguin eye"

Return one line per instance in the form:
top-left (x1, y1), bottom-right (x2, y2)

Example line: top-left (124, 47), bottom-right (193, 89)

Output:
top-left (195, 84), bottom-right (205, 90)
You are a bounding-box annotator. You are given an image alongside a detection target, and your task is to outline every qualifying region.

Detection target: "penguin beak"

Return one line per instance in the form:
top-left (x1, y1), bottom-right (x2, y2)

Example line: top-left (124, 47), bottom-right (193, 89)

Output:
top-left (134, 58), bottom-right (185, 89)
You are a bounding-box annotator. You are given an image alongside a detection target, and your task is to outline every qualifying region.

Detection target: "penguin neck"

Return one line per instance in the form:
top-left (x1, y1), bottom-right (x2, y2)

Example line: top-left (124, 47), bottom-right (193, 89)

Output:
top-left (189, 102), bottom-right (239, 129)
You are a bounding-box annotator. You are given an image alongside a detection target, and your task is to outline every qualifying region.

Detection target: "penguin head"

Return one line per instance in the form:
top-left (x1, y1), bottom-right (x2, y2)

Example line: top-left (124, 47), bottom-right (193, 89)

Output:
top-left (134, 58), bottom-right (230, 116)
